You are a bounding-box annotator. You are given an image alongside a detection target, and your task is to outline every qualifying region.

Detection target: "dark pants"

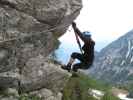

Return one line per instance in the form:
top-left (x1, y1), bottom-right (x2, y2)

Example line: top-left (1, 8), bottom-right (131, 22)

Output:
top-left (71, 52), bottom-right (92, 72)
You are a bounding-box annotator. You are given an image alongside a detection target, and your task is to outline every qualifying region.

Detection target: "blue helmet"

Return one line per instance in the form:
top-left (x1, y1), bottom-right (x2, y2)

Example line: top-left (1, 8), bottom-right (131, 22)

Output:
top-left (82, 31), bottom-right (91, 38)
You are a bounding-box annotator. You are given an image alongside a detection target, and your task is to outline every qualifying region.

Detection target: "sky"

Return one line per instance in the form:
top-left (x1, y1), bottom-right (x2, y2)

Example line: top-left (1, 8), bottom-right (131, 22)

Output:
top-left (59, 0), bottom-right (133, 51)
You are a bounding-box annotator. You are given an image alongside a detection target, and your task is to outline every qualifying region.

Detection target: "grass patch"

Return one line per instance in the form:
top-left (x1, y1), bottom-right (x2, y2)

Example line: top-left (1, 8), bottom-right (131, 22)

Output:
top-left (62, 73), bottom-right (119, 100)
top-left (19, 94), bottom-right (41, 100)
top-left (101, 92), bottom-right (120, 100)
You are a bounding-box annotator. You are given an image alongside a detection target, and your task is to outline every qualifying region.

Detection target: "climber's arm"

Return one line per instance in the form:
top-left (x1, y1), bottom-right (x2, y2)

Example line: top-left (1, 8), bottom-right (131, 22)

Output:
top-left (72, 22), bottom-right (87, 43)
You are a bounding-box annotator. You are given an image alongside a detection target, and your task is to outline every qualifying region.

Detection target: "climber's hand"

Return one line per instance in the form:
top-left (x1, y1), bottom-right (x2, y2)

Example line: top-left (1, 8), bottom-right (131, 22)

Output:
top-left (72, 22), bottom-right (76, 28)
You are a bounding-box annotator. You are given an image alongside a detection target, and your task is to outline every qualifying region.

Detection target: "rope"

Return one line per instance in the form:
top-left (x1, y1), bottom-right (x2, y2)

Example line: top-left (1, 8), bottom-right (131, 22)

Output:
top-left (0, 24), bottom-right (70, 44)
top-left (74, 31), bottom-right (83, 54)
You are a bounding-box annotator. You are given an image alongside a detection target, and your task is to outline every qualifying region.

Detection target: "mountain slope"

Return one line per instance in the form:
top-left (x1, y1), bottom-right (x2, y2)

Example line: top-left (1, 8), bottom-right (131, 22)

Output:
top-left (89, 30), bottom-right (133, 84)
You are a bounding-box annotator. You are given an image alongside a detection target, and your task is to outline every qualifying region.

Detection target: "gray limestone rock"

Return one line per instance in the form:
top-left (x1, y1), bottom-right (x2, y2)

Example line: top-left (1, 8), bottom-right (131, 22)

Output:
top-left (0, 0), bottom-right (82, 99)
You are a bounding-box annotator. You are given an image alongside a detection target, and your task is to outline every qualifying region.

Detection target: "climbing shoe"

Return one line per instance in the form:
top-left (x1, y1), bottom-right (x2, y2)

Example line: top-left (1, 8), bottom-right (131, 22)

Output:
top-left (61, 65), bottom-right (71, 72)
top-left (72, 67), bottom-right (78, 72)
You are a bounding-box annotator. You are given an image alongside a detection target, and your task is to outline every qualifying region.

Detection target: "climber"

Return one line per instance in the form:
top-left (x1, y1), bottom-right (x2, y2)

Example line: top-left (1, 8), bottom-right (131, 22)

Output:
top-left (61, 22), bottom-right (95, 72)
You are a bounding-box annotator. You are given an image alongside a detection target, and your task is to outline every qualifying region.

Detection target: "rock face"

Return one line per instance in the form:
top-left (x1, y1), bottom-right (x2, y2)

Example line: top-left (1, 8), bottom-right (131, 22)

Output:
top-left (30, 88), bottom-right (63, 100)
top-left (20, 56), bottom-right (71, 93)
top-left (89, 30), bottom-right (133, 84)
top-left (0, 0), bottom-right (82, 99)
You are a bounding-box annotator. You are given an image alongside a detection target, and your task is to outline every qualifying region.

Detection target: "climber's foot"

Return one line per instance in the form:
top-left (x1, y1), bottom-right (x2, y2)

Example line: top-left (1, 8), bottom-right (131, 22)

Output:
top-left (61, 65), bottom-right (71, 72)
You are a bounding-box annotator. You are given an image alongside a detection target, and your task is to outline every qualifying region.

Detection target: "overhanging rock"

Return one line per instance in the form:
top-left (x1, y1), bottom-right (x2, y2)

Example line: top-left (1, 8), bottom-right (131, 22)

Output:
top-left (0, 0), bottom-right (82, 97)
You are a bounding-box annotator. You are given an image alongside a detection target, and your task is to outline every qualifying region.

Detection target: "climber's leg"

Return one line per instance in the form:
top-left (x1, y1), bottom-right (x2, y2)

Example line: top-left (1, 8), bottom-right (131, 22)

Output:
top-left (72, 63), bottom-right (83, 72)
top-left (72, 62), bottom-right (92, 72)
top-left (61, 52), bottom-right (83, 72)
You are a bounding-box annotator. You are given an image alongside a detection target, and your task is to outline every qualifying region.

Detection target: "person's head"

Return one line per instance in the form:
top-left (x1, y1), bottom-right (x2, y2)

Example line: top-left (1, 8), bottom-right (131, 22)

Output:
top-left (82, 31), bottom-right (92, 43)
top-left (83, 31), bottom-right (91, 39)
